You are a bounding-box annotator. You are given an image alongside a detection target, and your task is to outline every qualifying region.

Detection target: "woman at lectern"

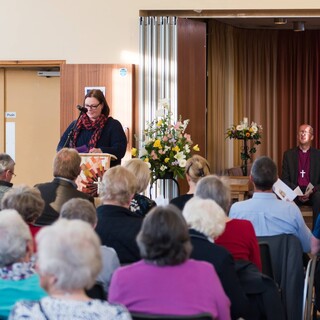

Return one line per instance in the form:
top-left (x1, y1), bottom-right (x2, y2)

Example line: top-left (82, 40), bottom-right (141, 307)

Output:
top-left (57, 89), bottom-right (127, 166)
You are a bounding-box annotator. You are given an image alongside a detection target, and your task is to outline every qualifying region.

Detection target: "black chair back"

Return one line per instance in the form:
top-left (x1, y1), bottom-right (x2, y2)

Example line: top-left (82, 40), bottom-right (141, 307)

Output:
top-left (130, 312), bottom-right (214, 320)
top-left (258, 234), bottom-right (304, 320)
top-left (259, 241), bottom-right (276, 279)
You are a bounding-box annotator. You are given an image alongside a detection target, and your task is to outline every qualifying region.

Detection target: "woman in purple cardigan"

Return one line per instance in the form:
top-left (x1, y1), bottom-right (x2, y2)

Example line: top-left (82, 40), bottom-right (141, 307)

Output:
top-left (108, 205), bottom-right (231, 320)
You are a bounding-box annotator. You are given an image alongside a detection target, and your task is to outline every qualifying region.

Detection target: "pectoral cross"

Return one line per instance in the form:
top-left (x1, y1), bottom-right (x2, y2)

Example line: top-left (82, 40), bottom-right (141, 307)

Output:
top-left (93, 177), bottom-right (102, 195)
top-left (300, 170), bottom-right (306, 178)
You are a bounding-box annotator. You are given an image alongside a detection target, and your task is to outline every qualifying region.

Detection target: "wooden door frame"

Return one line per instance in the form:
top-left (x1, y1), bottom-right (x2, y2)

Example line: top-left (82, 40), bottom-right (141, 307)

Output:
top-left (0, 60), bottom-right (65, 151)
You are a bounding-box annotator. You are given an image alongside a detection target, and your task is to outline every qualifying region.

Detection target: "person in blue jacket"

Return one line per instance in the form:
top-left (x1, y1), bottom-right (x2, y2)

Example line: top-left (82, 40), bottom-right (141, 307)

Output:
top-left (57, 89), bottom-right (127, 166)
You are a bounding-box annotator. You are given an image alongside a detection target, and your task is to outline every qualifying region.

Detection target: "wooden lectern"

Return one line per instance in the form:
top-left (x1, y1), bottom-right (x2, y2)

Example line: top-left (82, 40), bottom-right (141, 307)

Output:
top-left (77, 153), bottom-right (117, 197)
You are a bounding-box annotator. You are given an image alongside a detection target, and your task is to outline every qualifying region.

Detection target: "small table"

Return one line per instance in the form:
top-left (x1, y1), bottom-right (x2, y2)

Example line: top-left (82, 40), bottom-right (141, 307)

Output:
top-left (226, 176), bottom-right (253, 201)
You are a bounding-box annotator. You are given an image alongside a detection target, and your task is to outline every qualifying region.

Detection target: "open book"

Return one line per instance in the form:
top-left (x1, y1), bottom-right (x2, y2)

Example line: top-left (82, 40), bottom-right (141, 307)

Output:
top-left (272, 178), bottom-right (313, 201)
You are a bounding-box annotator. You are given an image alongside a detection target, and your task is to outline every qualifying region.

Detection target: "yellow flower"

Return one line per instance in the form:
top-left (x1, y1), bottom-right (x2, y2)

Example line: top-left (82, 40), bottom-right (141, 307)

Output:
top-left (157, 120), bottom-right (163, 127)
top-left (193, 144), bottom-right (200, 151)
top-left (172, 146), bottom-right (180, 152)
top-left (131, 148), bottom-right (137, 157)
top-left (164, 158), bottom-right (170, 163)
top-left (144, 157), bottom-right (149, 162)
top-left (153, 139), bottom-right (162, 148)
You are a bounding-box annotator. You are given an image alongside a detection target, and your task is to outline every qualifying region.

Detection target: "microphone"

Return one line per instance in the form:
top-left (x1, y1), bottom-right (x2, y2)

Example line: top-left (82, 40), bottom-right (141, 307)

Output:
top-left (77, 105), bottom-right (88, 113)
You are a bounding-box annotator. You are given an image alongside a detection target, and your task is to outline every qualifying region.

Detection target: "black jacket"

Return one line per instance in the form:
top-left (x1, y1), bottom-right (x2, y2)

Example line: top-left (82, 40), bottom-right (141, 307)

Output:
top-left (189, 229), bottom-right (250, 320)
top-left (35, 177), bottom-right (94, 226)
top-left (95, 204), bottom-right (143, 264)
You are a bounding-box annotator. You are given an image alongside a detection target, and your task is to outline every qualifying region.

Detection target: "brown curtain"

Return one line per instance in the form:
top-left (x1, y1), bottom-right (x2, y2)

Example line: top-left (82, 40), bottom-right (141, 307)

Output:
top-left (207, 20), bottom-right (320, 175)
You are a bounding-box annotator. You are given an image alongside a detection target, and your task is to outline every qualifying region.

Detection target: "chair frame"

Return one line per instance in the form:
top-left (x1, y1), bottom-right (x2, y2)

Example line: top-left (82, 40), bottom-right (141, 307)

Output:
top-left (302, 255), bottom-right (318, 320)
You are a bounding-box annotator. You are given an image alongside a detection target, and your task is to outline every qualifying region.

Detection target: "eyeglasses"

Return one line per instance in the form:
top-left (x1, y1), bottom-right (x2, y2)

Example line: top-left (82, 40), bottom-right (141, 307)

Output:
top-left (7, 170), bottom-right (16, 177)
top-left (84, 103), bottom-right (101, 110)
top-left (299, 130), bottom-right (312, 135)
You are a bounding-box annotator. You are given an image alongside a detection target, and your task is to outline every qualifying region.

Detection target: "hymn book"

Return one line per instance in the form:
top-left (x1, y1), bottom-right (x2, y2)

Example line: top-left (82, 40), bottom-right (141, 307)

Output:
top-left (272, 178), bottom-right (314, 202)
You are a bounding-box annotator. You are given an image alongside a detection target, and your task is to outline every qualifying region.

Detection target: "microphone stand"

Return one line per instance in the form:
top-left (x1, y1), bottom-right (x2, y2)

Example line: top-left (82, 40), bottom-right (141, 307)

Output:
top-left (62, 108), bottom-right (87, 148)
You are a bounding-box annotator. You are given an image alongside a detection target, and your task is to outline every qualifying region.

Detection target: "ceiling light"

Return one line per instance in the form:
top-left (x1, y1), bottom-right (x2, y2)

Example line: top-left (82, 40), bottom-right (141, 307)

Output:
top-left (274, 18), bottom-right (287, 25)
top-left (293, 21), bottom-right (305, 32)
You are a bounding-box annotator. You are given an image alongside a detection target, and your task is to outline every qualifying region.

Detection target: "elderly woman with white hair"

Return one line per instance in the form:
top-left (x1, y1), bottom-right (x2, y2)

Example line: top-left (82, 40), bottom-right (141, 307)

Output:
top-left (0, 210), bottom-right (46, 319)
top-left (95, 165), bottom-right (143, 264)
top-left (109, 205), bottom-right (231, 319)
top-left (9, 219), bottom-right (131, 320)
top-left (183, 197), bottom-right (251, 320)
top-left (123, 158), bottom-right (156, 217)
top-left (195, 175), bottom-right (261, 271)
top-left (193, 178), bottom-right (285, 320)
top-left (60, 198), bottom-right (120, 295)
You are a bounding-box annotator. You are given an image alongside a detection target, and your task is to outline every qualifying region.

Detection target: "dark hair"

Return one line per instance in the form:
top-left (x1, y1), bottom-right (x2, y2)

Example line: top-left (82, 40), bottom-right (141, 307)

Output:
top-left (137, 205), bottom-right (192, 266)
top-left (251, 156), bottom-right (277, 191)
top-left (84, 89), bottom-right (110, 117)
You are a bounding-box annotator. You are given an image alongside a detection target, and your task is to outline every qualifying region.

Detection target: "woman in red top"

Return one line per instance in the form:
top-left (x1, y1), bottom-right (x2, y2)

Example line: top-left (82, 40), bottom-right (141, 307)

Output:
top-left (195, 175), bottom-right (262, 271)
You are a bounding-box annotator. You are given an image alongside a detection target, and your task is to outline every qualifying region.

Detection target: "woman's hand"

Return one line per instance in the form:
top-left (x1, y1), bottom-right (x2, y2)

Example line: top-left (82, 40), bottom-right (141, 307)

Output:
top-left (89, 148), bottom-right (102, 153)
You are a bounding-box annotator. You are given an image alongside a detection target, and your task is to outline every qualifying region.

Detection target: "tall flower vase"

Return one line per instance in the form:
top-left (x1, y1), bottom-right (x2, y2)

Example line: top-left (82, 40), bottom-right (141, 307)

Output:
top-left (240, 138), bottom-right (250, 176)
top-left (149, 171), bottom-right (180, 201)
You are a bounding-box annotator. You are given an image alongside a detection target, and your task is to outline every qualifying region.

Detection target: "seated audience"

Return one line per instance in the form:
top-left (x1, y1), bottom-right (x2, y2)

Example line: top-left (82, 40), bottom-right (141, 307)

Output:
top-left (170, 155), bottom-right (210, 210)
top-left (0, 210), bottom-right (46, 319)
top-left (60, 198), bottom-right (120, 294)
top-left (2, 185), bottom-right (45, 251)
top-left (95, 165), bottom-right (143, 264)
top-left (34, 148), bottom-right (94, 226)
top-left (229, 156), bottom-right (312, 253)
top-left (9, 219), bottom-right (131, 320)
top-left (195, 175), bottom-right (262, 270)
top-left (182, 197), bottom-right (250, 320)
top-left (184, 196), bottom-right (284, 320)
top-left (0, 153), bottom-right (15, 204)
top-left (109, 205), bottom-right (231, 319)
top-left (123, 158), bottom-right (156, 216)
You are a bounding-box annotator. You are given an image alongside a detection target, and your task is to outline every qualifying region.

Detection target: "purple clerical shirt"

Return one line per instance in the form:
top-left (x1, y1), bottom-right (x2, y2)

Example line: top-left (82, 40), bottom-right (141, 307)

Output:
top-left (298, 148), bottom-right (310, 188)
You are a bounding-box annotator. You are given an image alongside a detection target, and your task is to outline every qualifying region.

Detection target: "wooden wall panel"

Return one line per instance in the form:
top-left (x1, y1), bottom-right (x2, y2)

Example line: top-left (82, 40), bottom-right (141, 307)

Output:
top-left (60, 64), bottom-right (135, 160)
top-left (177, 19), bottom-right (207, 193)
top-left (177, 19), bottom-right (207, 157)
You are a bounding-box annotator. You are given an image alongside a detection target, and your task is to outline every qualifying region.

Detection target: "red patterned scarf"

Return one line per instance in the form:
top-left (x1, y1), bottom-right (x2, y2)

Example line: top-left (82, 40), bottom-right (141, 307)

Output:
top-left (71, 114), bottom-right (108, 149)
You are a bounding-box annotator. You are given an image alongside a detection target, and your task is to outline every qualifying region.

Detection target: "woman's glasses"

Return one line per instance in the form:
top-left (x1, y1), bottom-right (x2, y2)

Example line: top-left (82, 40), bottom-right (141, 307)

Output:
top-left (84, 103), bottom-right (101, 110)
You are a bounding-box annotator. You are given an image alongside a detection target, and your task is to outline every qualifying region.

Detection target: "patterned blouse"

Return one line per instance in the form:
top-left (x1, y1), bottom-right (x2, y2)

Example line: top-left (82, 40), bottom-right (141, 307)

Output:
top-left (9, 296), bottom-right (132, 320)
top-left (129, 193), bottom-right (156, 217)
top-left (0, 261), bottom-right (35, 281)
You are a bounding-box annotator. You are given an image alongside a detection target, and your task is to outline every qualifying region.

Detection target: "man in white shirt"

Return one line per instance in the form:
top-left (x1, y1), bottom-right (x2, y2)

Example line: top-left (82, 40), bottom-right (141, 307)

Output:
top-left (229, 156), bottom-right (312, 253)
